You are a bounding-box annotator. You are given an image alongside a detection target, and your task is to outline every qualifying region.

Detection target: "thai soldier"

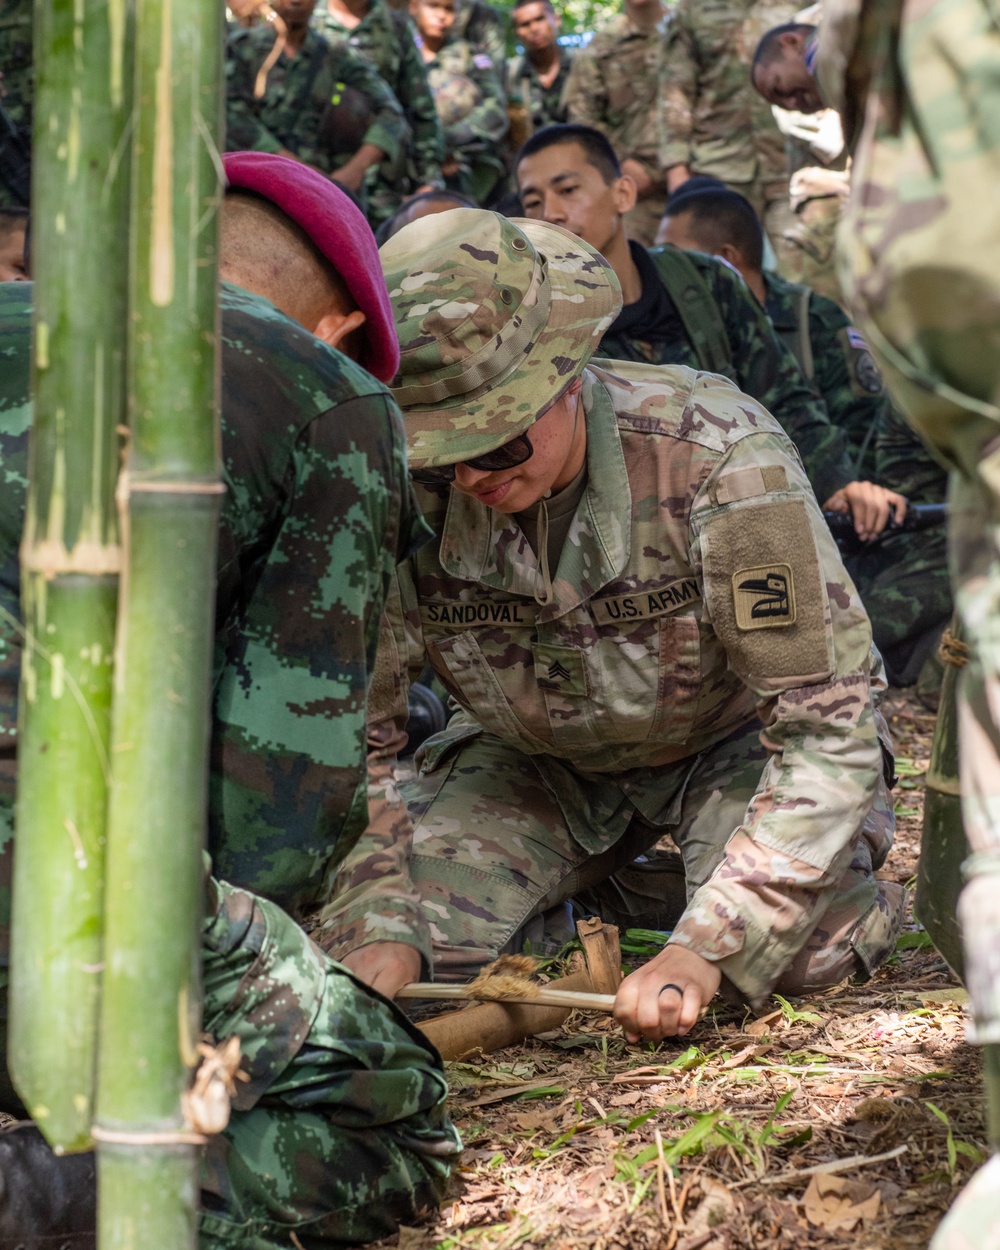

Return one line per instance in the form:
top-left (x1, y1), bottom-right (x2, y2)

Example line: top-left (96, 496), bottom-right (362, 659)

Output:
top-left (376, 186), bottom-right (476, 242)
top-left (410, 0), bottom-right (508, 203)
top-left (311, 0), bottom-right (445, 226)
top-left (0, 154), bottom-right (461, 1245)
top-left (658, 0), bottom-right (801, 274)
top-left (0, 207), bottom-right (27, 281)
top-left (318, 206), bottom-right (906, 1043)
top-left (451, 0), bottom-right (508, 69)
top-left (562, 0), bottom-right (669, 247)
top-left (225, 0), bottom-right (409, 202)
top-left (817, 2), bottom-right (1000, 1240)
top-left (505, 0), bottom-right (574, 153)
top-left (660, 184), bottom-right (953, 687)
top-left (515, 123), bottom-right (904, 539)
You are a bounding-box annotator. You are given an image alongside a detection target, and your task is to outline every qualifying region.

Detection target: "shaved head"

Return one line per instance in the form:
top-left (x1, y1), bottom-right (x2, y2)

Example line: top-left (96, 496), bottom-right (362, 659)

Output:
top-left (219, 191), bottom-right (356, 330)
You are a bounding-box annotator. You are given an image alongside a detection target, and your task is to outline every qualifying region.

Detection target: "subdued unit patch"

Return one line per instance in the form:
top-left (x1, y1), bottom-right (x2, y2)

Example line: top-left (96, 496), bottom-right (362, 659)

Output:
top-left (701, 497), bottom-right (834, 685)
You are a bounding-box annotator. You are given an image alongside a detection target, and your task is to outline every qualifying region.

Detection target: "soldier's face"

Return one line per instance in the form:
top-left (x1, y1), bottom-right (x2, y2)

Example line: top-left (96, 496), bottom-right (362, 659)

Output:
top-left (0, 226), bottom-right (27, 282)
top-left (512, 2), bottom-right (559, 51)
top-left (753, 47), bottom-right (823, 113)
top-left (517, 143), bottom-right (631, 257)
top-left (451, 380), bottom-right (585, 513)
top-left (413, 0), bottom-right (456, 42)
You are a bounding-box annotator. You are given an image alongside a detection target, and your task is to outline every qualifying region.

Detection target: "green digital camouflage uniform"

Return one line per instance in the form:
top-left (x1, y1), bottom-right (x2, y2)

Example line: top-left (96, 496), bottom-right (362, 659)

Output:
top-left (505, 46), bottom-right (575, 135)
top-left (323, 210), bottom-right (905, 1012)
top-left (0, 0), bottom-right (32, 207)
top-left (310, 0), bottom-right (445, 225)
top-left (225, 23), bottom-right (409, 191)
top-left (763, 269), bottom-right (952, 683)
top-left (816, 0), bottom-right (1000, 1239)
top-left (658, 0), bottom-right (799, 271)
top-left (451, 0), bottom-right (508, 69)
top-left (596, 243), bottom-right (857, 508)
top-left (0, 281), bottom-right (460, 1245)
top-left (422, 37), bottom-right (508, 203)
top-left (563, 10), bottom-right (669, 246)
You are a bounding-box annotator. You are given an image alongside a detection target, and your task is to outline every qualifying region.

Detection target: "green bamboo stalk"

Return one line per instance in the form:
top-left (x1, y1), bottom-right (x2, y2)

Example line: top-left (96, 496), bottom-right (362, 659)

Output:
top-left (92, 0), bottom-right (224, 1239)
top-left (10, 0), bottom-right (132, 1151)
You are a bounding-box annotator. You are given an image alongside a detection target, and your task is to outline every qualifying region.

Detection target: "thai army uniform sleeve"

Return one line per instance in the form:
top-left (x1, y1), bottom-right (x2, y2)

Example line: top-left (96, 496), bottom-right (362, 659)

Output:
top-left (225, 28), bottom-right (286, 155)
top-left (321, 566), bottom-right (434, 969)
top-left (700, 255), bottom-right (855, 505)
top-left (806, 294), bottom-right (893, 479)
top-left (325, 38), bottom-right (410, 165)
top-left (445, 46), bottom-right (509, 151)
top-left (875, 406), bottom-right (949, 504)
top-left (657, 1), bottom-right (697, 171)
top-left (670, 375), bottom-right (882, 1004)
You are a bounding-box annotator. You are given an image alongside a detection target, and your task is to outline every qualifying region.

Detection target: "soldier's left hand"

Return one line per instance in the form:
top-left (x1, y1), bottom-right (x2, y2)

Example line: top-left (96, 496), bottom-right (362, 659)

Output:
top-left (613, 945), bottom-right (721, 1042)
top-left (823, 481), bottom-right (906, 542)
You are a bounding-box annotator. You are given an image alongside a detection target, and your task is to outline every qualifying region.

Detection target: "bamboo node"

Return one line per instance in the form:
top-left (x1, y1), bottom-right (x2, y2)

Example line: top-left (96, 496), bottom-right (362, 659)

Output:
top-left (181, 1036), bottom-right (248, 1137)
top-left (939, 628), bottom-right (969, 668)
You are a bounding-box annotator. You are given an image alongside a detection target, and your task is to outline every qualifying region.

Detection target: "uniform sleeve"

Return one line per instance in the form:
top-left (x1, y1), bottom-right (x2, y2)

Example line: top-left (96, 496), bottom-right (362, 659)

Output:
top-left (658, 2), bottom-right (697, 170)
top-left (319, 567), bottom-right (434, 968)
top-left (224, 31), bottom-right (285, 154)
top-left (332, 41), bottom-right (410, 162)
top-left (874, 405), bottom-right (949, 503)
top-left (563, 42), bottom-right (609, 134)
top-left (395, 18), bottom-right (445, 186)
top-left (807, 299), bottom-right (893, 479)
top-left (447, 52), bottom-right (509, 150)
top-left (708, 260), bottom-right (855, 504)
top-left (670, 401), bottom-right (882, 1004)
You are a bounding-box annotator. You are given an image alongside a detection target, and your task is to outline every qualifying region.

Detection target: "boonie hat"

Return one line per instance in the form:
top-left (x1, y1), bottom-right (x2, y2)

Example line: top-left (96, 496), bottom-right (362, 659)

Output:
top-left (222, 151), bottom-right (399, 383)
top-left (379, 209), bottom-right (622, 468)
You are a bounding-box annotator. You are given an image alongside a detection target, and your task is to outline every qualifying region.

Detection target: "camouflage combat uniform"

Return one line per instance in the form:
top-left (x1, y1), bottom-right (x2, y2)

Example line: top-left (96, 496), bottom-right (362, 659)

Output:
top-left (817, 1), bottom-right (1000, 1238)
top-left (422, 37), bottom-right (508, 203)
top-left (321, 209), bottom-right (905, 1011)
top-left (564, 10), bottom-right (669, 246)
top-left (658, 0), bottom-right (799, 271)
top-left (0, 281), bottom-right (459, 1245)
top-left (225, 22), bottom-right (409, 189)
top-left (0, 0), bottom-right (32, 207)
top-left (452, 0), bottom-right (508, 69)
top-left (763, 269), bottom-right (952, 683)
top-left (310, 0), bottom-right (444, 224)
top-left (505, 46), bottom-right (574, 137)
top-left (596, 242), bottom-right (858, 508)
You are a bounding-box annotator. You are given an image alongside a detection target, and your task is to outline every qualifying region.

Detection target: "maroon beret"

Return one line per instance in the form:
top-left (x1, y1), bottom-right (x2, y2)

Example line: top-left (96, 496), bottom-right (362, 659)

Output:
top-left (222, 151), bottom-right (400, 384)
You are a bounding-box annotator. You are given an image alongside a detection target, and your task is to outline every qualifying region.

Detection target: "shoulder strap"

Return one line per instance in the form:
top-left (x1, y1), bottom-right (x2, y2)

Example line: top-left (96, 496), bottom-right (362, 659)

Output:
top-left (648, 248), bottom-right (733, 376)
top-left (772, 280), bottom-right (815, 382)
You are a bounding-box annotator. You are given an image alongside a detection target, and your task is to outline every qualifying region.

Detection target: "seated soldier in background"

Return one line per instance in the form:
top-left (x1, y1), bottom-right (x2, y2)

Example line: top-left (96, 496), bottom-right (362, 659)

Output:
top-left (410, 0), bottom-right (508, 204)
top-left (515, 124), bottom-right (902, 541)
top-left (0, 208), bottom-right (28, 281)
top-left (310, 0), bottom-right (445, 227)
top-left (225, 0), bottom-right (410, 202)
top-left (659, 186), bottom-right (953, 688)
top-left (505, 0), bottom-right (574, 154)
top-left (376, 186), bottom-right (476, 241)
top-left (321, 207), bottom-right (904, 1038)
top-left (0, 153), bottom-right (460, 1246)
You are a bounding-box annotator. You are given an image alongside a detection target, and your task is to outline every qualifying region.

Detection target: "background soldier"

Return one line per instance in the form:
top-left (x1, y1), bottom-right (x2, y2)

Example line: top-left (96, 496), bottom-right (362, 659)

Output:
top-left (506, 0), bottom-right (574, 152)
top-left (563, 0), bottom-right (669, 246)
top-left (0, 0), bottom-right (33, 207)
top-left (0, 207), bottom-right (27, 281)
top-left (225, 0), bottom-right (409, 201)
top-left (311, 0), bottom-right (445, 225)
top-left (450, 0), bottom-right (508, 68)
top-left (658, 0), bottom-right (800, 273)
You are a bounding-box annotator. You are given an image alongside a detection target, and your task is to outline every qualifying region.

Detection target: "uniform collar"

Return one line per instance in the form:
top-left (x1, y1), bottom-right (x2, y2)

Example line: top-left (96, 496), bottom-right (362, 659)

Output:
top-left (437, 367), bottom-right (632, 619)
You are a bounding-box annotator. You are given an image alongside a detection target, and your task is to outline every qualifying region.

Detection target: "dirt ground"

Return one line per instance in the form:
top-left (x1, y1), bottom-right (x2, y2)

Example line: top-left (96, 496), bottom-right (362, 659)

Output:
top-left (382, 689), bottom-right (984, 1250)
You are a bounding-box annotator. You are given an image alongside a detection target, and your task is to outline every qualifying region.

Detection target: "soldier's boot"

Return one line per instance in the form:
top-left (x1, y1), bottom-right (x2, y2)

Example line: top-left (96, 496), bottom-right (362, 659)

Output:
top-left (933, 859), bottom-right (1000, 1249)
top-left (0, 1122), bottom-right (96, 1248)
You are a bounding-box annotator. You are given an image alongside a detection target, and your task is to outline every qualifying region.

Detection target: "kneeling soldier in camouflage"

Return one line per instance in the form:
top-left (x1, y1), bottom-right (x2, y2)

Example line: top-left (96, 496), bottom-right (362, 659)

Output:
top-left (323, 208), bottom-right (907, 1042)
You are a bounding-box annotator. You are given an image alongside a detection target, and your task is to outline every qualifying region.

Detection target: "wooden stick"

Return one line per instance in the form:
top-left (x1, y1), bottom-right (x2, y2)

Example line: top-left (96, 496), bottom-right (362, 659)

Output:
top-left (397, 982), bottom-right (616, 1011)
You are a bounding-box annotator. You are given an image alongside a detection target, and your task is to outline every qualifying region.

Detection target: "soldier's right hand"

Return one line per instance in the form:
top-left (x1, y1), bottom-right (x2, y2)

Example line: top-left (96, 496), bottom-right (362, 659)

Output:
top-left (823, 480), bottom-right (907, 543)
top-left (341, 941), bottom-right (422, 1000)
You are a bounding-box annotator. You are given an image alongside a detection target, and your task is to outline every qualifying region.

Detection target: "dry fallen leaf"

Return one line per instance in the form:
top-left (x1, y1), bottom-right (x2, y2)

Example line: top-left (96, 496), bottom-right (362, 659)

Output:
top-left (802, 1174), bottom-right (881, 1231)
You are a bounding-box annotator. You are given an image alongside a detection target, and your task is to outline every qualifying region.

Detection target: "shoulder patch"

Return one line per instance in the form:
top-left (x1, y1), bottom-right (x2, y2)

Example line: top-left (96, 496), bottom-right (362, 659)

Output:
top-left (473, 53), bottom-right (494, 69)
top-left (846, 328), bottom-right (868, 351)
top-left (732, 565), bottom-right (795, 629)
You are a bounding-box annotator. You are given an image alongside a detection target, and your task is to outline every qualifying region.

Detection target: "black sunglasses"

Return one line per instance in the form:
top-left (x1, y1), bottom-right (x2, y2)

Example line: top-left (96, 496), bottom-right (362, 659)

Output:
top-left (410, 432), bottom-right (534, 486)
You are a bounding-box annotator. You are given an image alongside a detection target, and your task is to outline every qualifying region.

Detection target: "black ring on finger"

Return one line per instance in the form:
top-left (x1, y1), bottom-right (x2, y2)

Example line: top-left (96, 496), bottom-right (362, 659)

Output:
top-left (658, 983), bottom-right (684, 998)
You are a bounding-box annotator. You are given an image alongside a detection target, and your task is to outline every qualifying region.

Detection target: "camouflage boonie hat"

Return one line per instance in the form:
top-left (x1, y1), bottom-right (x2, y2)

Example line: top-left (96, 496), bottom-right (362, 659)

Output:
top-left (379, 208), bottom-right (622, 468)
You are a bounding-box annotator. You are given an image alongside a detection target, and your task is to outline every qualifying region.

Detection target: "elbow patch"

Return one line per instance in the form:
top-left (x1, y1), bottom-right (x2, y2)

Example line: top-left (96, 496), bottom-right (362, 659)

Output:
top-left (701, 497), bottom-right (835, 688)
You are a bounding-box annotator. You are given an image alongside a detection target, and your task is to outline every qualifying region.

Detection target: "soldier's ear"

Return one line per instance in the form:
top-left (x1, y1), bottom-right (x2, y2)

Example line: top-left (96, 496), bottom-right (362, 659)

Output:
top-left (313, 309), bottom-right (368, 358)
top-left (613, 175), bottom-right (638, 217)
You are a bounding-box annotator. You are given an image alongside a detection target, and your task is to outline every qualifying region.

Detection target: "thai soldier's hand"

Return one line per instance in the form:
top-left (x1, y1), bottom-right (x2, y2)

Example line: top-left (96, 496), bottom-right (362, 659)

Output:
top-left (341, 941), bottom-right (422, 1000)
top-left (613, 945), bottom-right (721, 1042)
top-left (823, 481), bottom-right (907, 543)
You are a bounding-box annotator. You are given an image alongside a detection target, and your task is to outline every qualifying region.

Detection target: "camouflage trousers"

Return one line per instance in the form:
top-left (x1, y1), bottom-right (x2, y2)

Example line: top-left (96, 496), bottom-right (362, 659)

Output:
top-left (0, 830), bottom-right (460, 1246)
top-left (846, 526), bottom-right (953, 687)
top-left (397, 715), bottom-right (902, 999)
